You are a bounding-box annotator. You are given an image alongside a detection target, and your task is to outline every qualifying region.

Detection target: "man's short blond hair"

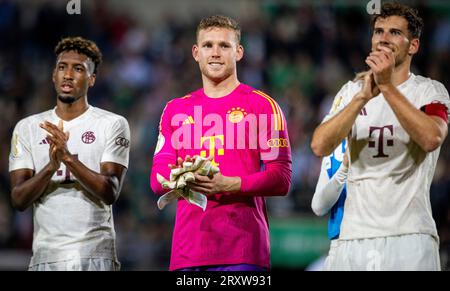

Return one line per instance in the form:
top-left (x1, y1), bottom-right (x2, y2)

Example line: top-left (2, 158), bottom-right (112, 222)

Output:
top-left (196, 15), bottom-right (241, 44)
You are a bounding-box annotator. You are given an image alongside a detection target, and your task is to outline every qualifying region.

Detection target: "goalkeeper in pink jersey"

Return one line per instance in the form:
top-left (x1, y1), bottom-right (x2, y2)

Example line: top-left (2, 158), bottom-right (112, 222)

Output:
top-left (150, 15), bottom-right (292, 271)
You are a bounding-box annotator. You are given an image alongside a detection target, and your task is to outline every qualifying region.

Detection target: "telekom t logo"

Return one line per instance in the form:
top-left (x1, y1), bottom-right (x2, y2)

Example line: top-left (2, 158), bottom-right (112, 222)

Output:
top-left (200, 135), bottom-right (224, 166)
top-left (368, 125), bottom-right (394, 158)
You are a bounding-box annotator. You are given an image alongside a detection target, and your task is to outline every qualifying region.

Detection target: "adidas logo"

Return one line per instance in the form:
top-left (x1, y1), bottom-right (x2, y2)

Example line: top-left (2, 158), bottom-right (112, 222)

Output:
top-left (39, 138), bottom-right (50, 145)
top-left (360, 107), bottom-right (367, 116)
top-left (182, 116), bottom-right (195, 125)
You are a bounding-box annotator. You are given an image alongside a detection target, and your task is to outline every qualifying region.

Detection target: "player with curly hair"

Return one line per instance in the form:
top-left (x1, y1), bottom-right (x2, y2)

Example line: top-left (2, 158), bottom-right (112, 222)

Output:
top-left (9, 36), bottom-right (130, 271)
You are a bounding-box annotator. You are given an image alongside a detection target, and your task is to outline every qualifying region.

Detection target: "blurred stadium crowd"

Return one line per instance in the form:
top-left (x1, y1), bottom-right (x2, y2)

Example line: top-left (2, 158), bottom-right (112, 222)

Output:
top-left (0, 0), bottom-right (449, 270)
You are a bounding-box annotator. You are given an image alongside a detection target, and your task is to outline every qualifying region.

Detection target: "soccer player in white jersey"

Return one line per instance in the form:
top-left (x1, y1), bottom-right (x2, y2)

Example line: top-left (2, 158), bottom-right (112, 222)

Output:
top-left (8, 37), bottom-right (130, 271)
top-left (311, 140), bottom-right (348, 271)
top-left (311, 3), bottom-right (449, 270)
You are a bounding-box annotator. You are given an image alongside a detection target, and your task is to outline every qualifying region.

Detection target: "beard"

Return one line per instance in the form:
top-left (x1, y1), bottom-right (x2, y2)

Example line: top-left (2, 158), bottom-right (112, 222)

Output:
top-left (200, 64), bottom-right (233, 83)
top-left (58, 95), bottom-right (77, 104)
top-left (394, 51), bottom-right (409, 68)
top-left (374, 42), bottom-right (409, 68)
top-left (395, 57), bottom-right (404, 67)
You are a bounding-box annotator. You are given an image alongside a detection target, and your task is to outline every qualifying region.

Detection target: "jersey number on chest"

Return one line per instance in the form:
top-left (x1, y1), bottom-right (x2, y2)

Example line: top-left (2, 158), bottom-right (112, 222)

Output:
top-left (56, 154), bottom-right (78, 184)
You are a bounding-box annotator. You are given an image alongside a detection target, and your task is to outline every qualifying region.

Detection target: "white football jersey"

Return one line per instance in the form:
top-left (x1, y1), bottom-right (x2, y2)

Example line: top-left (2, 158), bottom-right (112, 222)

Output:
top-left (323, 74), bottom-right (450, 240)
top-left (9, 105), bottom-right (130, 266)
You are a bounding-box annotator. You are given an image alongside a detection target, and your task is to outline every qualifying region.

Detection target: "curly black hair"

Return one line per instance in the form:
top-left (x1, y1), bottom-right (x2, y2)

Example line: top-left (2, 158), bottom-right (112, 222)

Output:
top-left (372, 2), bottom-right (424, 39)
top-left (54, 36), bottom-right (102, 74)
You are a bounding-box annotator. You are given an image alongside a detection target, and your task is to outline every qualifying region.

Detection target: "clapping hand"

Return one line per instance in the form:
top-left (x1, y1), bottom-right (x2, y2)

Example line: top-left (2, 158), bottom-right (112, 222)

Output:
top-left (40, 120), bottom-right (70, 168)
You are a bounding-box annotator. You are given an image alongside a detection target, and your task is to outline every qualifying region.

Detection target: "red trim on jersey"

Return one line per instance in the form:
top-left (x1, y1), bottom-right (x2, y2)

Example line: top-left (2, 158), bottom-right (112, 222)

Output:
top-left (420, 103), bottom-right (448, 123)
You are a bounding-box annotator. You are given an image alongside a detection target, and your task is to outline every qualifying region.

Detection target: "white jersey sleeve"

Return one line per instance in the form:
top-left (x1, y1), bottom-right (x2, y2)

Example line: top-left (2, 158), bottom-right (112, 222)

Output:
top-left (9, 119), bottom-right (34, 172)
top-left (100, 116), bottom-right (130, 168)
top-left (419, 79), bottom-right (450, 123)
top-left (311, 159), bottom-right (348, 217)
top-left (322, 81), bottom-right (356, 123)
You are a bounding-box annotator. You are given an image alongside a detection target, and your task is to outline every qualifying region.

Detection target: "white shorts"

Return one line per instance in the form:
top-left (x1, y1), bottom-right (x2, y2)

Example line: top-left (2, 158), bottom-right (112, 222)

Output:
top-left (323, 239), bottom-right (339, 271)
top-left (324, 233), bottom-right (440, 271)
top-left (28, 258), bottom-right (120, 271)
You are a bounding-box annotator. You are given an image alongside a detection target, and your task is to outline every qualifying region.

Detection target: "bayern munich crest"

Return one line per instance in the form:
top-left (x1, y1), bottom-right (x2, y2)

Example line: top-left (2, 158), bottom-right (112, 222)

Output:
top-left (81, 131), bottom-right (96, 144)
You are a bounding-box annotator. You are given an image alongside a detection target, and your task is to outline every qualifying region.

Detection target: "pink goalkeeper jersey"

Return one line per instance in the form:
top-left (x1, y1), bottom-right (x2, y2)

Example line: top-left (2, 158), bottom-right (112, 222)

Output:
top-left (150, 83), bottom-right (292, 270)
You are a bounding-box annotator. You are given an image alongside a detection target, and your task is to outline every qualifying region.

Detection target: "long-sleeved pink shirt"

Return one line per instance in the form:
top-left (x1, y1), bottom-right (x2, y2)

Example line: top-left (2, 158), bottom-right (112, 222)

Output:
top-left (150, 83), bottom-right (292, 270)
